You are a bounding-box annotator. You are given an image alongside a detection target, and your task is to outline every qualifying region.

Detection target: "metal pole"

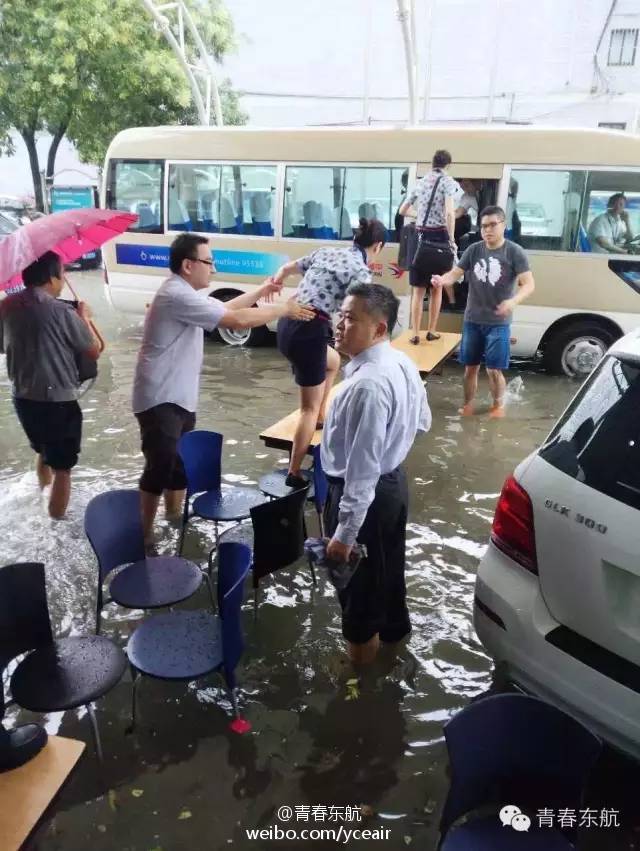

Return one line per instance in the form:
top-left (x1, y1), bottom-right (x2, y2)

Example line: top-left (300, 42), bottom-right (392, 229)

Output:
top-left (486, 0), bottom-right (503, 123)
top-left (421, 0), bottom-right (435, 122)
top-left (362, 0), bottom-right (373, 123)
top-left (140, 0), bottom-right (208, 125)
top-left (397, 0), bottom-right (417, 124)
top-left (179, 2), bottom-right (224, 126)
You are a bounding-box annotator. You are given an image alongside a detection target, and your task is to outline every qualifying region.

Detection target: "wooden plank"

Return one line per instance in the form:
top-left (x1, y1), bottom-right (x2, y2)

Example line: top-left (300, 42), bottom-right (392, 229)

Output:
top-left (260, 398), bottom-right (334, 453)
top-left (390, 330), bottom-right (461, 375)
top-left (0, 735), bottom-right (85, 851)
top-left (259, 333), bottom-right (459, 451)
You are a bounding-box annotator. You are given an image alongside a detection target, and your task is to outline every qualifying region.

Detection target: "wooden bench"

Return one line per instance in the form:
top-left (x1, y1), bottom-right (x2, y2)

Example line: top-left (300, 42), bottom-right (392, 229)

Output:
top-left (0, 736), bottom-right (85, 851)
top-left (259, 331), bottom-right (460, 452)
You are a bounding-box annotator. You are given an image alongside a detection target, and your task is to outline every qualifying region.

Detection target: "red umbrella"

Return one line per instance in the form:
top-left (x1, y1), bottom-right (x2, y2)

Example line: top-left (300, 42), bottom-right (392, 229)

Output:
top-left (0, 208), bottom-right (137, 292)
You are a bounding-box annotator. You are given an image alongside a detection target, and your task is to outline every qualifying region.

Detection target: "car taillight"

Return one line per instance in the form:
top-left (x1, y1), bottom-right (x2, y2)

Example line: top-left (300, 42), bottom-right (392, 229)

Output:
top-left (491, 475), bottom-right (537, 574)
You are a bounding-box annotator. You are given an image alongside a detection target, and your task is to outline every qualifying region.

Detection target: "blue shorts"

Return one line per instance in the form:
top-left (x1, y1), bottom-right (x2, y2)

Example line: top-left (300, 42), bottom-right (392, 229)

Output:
top-left (459, 321), bottom-right (510, 370)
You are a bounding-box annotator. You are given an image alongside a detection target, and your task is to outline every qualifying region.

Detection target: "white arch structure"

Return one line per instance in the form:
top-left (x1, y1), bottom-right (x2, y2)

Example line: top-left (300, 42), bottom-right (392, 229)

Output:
top-left (140, 0), bottom-right (224, 126)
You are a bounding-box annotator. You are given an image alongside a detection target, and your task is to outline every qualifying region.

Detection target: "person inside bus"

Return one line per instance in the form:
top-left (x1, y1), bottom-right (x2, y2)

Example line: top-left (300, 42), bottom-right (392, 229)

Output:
top-left (132, 233), bottom-right (315, 544)
top-left (398, 150), bottom-right (458, 345)
top-left (588, 193), bottom-right (635, 253)
top-left (271, 218), bottom-right (385, 490)
top-left (454, 178), bottom-right (479, 244)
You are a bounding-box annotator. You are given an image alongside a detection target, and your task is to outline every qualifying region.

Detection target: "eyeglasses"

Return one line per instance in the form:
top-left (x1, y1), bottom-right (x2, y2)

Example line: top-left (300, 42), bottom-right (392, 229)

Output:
top-left (480, 220), bottom-right (505, 230)
top-left (191, 257), bottom-right (214, 267)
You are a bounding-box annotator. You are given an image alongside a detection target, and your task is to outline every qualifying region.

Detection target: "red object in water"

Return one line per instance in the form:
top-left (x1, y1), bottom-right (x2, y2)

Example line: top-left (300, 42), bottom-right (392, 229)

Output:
top-left (229, 717), bottom-right (252, 734)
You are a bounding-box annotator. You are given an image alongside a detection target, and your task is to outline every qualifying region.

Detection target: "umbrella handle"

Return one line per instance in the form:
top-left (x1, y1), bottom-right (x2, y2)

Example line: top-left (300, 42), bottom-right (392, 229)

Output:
top-left (90, 319), bottom-right (106, 354)
top-left (64, 274), bottom-right (106, 354)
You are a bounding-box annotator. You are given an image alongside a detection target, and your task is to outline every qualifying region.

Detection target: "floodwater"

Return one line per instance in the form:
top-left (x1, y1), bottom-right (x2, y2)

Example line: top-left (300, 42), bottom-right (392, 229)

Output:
top-left (2, 272), bottom-right (639, 851)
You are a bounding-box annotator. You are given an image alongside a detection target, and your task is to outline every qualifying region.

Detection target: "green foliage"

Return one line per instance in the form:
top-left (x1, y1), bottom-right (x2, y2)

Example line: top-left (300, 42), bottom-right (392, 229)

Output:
top-left (0, 0), bottom-right (244, 200)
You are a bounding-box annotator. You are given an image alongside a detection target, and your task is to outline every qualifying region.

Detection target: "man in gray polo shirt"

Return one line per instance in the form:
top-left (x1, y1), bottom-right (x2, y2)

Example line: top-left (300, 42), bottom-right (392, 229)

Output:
top-left (133, 232), bottom-right (314, 543)
top-left (0, 251), bottom-right (101, 517)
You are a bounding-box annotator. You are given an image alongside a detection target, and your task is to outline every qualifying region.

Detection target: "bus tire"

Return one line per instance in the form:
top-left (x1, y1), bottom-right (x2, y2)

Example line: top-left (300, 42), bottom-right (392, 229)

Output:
top-left (542, 320), bottom-right (617, 379)
top-left (207, 290), bottom-right (273, 348)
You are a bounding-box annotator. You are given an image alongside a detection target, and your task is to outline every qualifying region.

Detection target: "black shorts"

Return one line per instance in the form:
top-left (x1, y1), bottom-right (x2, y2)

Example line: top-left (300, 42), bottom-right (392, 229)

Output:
top-left (136, 403), bottom-right (196, 495)
top-left (277, 315), bottom-right (332, 387)
top-left (323, 467), bottom-right (411, 645)
top-left (409, 228), bottom-right (453, 287)
top-left (13, 398), bottom-right (82, 471)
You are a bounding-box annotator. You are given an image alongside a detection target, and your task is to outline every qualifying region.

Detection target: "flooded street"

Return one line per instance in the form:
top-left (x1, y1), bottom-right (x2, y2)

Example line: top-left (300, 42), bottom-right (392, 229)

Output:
top-left (2, 272), bottom-right (639, 851)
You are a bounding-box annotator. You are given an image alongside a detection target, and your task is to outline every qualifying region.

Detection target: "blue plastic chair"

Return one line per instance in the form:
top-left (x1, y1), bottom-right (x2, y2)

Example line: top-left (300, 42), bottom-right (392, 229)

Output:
top-left (578, 224), bottom-right (592, 252)
top-left (177, 430), bottom-right (266, 556)
top-left (311, 445), bottom-right (328, 536)
top-left (126, 541), bottom-right (251, 729)
top-left (85, 490), bottom-right (205, 634)
top-left (439, 693), bottom-right (602, 849)
top-left (0, 562), bottom-right (126, 761)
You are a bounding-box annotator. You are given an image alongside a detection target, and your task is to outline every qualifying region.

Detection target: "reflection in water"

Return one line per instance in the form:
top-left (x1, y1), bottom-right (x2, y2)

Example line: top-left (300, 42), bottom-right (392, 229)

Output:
top-left (0, 273), bottom-right (636, 849)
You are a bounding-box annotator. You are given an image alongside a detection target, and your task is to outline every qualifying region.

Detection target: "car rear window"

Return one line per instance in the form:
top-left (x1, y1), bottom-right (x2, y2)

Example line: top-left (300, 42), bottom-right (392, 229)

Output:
top-left (540, 354), bottom-right (640, 510)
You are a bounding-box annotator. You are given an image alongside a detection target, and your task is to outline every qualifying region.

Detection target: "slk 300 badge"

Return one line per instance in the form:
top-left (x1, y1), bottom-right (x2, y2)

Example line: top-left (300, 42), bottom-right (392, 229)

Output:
top-left (544, 500), bottom-right (607, 534)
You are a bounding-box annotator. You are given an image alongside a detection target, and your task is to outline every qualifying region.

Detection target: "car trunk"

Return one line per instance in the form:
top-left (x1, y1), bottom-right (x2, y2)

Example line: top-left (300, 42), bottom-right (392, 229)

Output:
top-left (522, 353), bottom-right (640, 665)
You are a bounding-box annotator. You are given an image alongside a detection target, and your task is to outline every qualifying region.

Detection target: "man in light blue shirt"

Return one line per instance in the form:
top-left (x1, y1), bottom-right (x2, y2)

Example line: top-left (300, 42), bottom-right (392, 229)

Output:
top-left (321, 283), bottom-right (431, 664)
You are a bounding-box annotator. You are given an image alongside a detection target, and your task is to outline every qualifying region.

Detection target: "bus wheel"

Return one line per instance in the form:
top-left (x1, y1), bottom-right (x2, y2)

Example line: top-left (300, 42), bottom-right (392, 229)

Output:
top-left (543, 321), bottom-right (616, 379)
top-left (208, 291), bottom-right (272, 347)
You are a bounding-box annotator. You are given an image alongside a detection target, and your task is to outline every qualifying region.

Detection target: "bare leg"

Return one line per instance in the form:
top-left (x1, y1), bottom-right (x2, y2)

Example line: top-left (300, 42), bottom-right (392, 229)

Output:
top-left (347, 634), bottom-right (380, 665)
top-left (427, 285), bottom-right (443, 334)
top-left (460, 364), bottom-right (480, 415)
top-left (48, 470), bottom-right (71, 519)
top-left (444, 283), bottom-right (456, 306)
top-left (410, 286), bottom-right (426, 339)
top-left (36, 455), bottom-right (53, 489)
top-left (163, 489), bottom-right (185, 521)
top-left (487, 368), bottom-right (507, 417)
top-left (289, 383), bottom-right (325, 477)
top-left (318, 346), bottom-right (340, 425)
top-left (140, 489), bottom-right (162, 542)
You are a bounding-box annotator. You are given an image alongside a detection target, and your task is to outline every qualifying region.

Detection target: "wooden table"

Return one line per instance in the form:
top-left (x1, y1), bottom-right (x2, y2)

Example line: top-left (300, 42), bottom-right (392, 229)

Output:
top-left (390, 330), bottom-right (461, 375)
top-left (0, 735), bottom-right (85, 851)
top-left (259, 332), bottom-right (460, 453)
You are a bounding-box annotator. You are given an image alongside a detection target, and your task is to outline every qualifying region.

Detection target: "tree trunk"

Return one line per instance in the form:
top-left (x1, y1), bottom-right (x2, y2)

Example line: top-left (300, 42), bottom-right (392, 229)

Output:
top-left (46, 123), bottom-right (67, 185)
top-left (21, 129), bottom-right (43, 211)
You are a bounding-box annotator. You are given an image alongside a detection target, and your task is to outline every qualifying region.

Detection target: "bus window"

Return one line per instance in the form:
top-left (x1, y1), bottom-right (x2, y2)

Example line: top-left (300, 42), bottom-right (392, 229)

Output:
top-left (582, 171), bottom-right (640, 255)
top-left (284, 166), bottom-right (344, 240)
top-left (168, 163), bottom-right (277, 235)
top-left (283, 165), bottom-right (408, 241)
top-left (508, 169), bottom-right (587, 252)
top-left (108, 160), bottom-right (163, 233)
top-left (342, 166), bottom-right (407, 243)
top-left (220, 164), bottom-right (277, 236)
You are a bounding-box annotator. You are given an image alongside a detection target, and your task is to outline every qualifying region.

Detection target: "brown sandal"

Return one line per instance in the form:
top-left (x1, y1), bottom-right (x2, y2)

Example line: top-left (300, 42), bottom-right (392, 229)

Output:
top-left (409, 335), bottom-right (420, 345)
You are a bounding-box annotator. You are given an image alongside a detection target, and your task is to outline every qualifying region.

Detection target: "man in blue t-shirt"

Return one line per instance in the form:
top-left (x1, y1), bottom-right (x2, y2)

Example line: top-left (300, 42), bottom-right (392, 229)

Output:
top-left (432, 205), bottom-right (535, 418)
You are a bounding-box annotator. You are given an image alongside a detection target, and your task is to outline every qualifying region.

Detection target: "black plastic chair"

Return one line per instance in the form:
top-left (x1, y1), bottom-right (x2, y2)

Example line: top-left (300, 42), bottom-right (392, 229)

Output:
top-left (218, 485), bottom-right (312, 616)
top-left (85, 489), bottom-right (206, 634)
top-left (126, 542), bottom-right (252, 730)
top-left (177, 430), bottom-right (266, 555)
top-left (0, 562), bottom-right (126, 761)
top-left (439, 693), bottom-right (602, 849)
top-left (259, 445), bottom-right (328, 536)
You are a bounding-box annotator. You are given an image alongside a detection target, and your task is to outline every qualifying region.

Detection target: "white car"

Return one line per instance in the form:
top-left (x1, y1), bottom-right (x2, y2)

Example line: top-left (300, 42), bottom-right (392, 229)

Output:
top-left (475, 328), bottom-right (640, 758)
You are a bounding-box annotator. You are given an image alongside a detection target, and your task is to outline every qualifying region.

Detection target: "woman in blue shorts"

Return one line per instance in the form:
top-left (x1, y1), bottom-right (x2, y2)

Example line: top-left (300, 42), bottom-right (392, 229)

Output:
top-left (272, 218), bottom-right (386, 488)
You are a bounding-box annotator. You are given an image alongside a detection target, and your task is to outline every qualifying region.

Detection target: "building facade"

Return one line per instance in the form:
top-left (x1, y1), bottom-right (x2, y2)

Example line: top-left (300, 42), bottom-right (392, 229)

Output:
top-left (222, 0), bottom-right (640, 131)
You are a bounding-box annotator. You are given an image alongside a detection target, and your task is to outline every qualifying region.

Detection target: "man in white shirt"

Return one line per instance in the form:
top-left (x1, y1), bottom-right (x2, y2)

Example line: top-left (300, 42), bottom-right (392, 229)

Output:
top-left (588, 193), bottom-right (635, 254)
top-left (321, 283), bottom-right (431, 664)
top-left (133, 233), bottom-right (314, 542)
